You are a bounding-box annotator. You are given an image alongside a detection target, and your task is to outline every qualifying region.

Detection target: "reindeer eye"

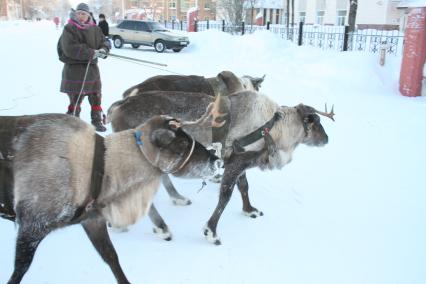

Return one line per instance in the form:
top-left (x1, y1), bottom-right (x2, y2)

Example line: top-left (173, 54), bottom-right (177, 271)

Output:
top-left (304, 115), bottom-right (314, 123)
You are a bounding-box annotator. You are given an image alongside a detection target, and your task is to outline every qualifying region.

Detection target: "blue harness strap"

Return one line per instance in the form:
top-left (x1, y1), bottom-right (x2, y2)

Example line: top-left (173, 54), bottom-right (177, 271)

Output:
top-left (134, 130), bottom-right (143, 145)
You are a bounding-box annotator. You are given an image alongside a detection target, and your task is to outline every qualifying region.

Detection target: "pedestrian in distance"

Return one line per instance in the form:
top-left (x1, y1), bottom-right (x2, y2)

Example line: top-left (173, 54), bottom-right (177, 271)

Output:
top-left (98, 13), bottom-right (109, 38)
top-left (57, 2), bottom-right (110, 132)
top-left (53, 16), bottom-right (60, 29)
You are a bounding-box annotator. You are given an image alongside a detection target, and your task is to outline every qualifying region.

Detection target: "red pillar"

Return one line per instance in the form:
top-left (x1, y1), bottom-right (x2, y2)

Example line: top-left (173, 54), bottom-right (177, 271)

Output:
top-left (187, 9), bottom-right (198, 32)
top-left (399, 7), bottom-right (426, 97)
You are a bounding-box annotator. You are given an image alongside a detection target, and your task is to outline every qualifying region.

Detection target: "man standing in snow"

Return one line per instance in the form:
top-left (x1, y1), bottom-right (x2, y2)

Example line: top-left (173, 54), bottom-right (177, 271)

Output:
top-left (57, 2), bottom-right (110, 132)
top-left (98, 13), bottom-right (109, 38)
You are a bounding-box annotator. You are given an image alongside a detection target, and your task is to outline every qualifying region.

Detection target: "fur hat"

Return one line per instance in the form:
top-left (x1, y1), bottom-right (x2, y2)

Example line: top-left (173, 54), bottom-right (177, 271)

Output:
top-left (76, 3), bottom-right (90, 13)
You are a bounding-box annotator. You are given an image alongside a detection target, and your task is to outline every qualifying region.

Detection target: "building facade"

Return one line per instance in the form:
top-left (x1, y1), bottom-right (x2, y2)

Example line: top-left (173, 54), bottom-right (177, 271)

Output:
top-left (245, 0), bottom-right (409, 30)
top-left (0, 0), bottom-right (23, 20)
top-left (120, 0), bottom-right (216, 22)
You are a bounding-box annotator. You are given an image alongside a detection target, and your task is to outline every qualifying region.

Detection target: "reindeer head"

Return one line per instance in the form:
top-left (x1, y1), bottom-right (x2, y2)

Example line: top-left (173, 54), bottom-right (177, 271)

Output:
top-left (241, 74), bottom-right (265, 91)
top-left (138, 115), bottom-right (221, 179)
top-left (295, 103), bottom-right (335, 147)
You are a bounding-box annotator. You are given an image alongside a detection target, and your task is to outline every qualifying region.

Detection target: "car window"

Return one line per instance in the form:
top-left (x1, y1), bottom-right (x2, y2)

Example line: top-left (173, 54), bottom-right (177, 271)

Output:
top-left (148, 22), bottom-right (168, 32)
top-left (135, 21), bottom-right (150, 32)
top-left (119, 20), bottom-right (136, 30)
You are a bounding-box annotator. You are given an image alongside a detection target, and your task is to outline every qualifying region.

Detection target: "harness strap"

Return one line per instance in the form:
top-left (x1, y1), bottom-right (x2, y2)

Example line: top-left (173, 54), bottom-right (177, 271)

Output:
top-left (168, 138), bottom-right (195, 174)
top-left (90, 134), bottom-right (106, 201)
top-left (234, 112), bottom-right (283, 149)
top-left (135, 129), bottom-right (196, 175)
top-left (71, 133), bottom-right (105, 222)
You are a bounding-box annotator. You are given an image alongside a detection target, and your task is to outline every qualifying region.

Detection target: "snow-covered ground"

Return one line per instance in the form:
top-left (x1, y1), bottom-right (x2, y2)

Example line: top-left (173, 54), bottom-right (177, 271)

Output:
top-left (0, 20), bottom-right (425, 284)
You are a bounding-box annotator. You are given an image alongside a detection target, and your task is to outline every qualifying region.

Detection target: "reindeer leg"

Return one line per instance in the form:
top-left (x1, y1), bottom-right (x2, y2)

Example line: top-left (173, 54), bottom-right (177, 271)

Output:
top-left (81, 216), bottom-right (130, 284)
top-left (204, 166), bottom-right (239, 245)
top-left (237, 173), bottom-right (264, 218)
top-left (204, 148), bottom-right (270, 245)
top-left (7, 223), bottom-right (52, 284)
top-left (161, 174), bottom-right (191, 206)
top-left (148, 204), bottom-right (172, 241)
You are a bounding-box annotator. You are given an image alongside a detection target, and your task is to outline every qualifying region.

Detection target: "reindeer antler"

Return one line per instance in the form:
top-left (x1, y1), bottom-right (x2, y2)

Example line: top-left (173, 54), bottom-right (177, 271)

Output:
top-left (209, 94), bottom-right (227, 128)
top-left (174, 95), bottom-right (227, 128)
top-left (314, 104), bottom-right (335, 121)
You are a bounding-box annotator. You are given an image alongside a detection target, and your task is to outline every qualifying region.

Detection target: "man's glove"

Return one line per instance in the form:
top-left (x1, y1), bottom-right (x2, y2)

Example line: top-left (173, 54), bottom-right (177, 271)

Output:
top-left (93, 48), bottom-right (108, 59)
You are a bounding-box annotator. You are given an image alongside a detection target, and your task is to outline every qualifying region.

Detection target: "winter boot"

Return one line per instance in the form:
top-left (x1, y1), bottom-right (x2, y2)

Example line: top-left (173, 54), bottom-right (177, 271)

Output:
top-left (66, 105), bottom-right (81, 117)
top-left (91, 109), bottom-right (107, 132)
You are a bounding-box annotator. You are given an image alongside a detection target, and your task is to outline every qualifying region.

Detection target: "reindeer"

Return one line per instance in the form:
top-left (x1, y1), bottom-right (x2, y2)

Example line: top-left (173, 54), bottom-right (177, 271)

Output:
top-left (108, 89), bottom-right (335, 245)
top-left (109, 71), bottom-right (265, 226)
top-left (122, 70), bottom-right (265, 98)
top-left (0, 113), bottom-right (221, 284)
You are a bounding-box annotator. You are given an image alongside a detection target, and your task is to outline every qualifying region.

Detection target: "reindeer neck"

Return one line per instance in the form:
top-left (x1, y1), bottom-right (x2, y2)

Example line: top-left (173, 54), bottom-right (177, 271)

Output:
top-left (100, 130), bottom-right (159, 202)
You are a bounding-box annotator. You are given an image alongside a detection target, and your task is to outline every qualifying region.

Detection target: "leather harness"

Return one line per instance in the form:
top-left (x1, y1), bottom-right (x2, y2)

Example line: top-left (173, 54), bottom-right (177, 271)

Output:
top-left (233, 112), bottom-right (283, 150)
top-left (70, 133), bottom-right (106, 223)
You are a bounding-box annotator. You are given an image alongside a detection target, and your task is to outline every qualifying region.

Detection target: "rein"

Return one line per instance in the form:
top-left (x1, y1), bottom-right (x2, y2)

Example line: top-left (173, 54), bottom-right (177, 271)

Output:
top-left (233, 112), bottom-right (283, 149)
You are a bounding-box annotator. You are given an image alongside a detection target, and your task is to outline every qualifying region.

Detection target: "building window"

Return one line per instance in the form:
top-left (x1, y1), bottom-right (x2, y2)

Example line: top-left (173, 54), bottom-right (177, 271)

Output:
top-left (181, 0), bottom-right (190, 11)
top-left (299, 11), bottom-right (306, 23)
top-left (316, 11), bottom-right (324, 25)
top-left (169, 1), bottom-right (176, 9)
top-left (337, 10), bottom-right (346, 26)
top-left (204, 1), bottom-right (210, 10)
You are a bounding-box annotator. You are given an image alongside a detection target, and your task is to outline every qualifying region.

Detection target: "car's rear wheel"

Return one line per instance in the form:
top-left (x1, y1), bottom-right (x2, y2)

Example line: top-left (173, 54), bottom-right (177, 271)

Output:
top-left (154, 40), bottom-right (166, 53)
top-left (113, 37), bottom-right (123, 48)
top-left (131, 44), bottom-right (140, 49)
top-left (172, 48), bottom-right (182, 53)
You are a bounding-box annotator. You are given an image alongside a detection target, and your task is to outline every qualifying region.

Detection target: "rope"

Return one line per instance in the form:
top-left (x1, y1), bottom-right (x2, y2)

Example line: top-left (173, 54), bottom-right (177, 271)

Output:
top-left (73, 60), bottom-right (92, 116)
top-left (109, 56), bottom-right (185, 75)
top-left (197, 180), bottom-right (207, 193)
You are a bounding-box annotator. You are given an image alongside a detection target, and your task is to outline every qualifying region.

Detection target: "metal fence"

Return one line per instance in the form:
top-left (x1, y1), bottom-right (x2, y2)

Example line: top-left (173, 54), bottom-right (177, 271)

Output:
top-left (165, 20), bottom-right (405, 56)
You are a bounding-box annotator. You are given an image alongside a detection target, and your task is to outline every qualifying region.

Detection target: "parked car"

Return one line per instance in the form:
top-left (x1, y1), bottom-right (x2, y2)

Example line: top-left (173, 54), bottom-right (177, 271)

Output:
top-left (109, 20), bottom-right (190, 53)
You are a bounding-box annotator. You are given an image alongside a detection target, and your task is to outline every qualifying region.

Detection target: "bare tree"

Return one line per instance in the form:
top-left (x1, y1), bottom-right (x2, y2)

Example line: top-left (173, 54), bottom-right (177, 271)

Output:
top-left (348, 0), bottom-right (358, 32)
top-left (218, 0), bottom-right (244, 27)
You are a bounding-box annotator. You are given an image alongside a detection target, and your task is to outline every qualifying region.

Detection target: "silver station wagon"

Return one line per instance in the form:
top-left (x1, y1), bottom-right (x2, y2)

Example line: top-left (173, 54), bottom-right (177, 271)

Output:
top-left (109, 19), bottom-right (190, 53)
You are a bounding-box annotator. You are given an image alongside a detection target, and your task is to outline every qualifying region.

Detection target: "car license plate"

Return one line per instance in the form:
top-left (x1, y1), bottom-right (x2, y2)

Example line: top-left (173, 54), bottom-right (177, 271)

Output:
top-left (180, 41), bottom-right (187, 45)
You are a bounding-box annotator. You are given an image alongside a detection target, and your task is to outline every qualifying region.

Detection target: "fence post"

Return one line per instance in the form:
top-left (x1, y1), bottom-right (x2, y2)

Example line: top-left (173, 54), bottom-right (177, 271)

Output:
top-left (195, 20), bottom-right (198, 32)
top-left (180, 21), bottom-right (183, 31)
top-left (298, 21), bottom-right (304, 46)
top-left (207, 20), bottom-right (209, 30)
top-left (242, 21), bottom-right (245, 35)
top-left (222, 19), bottom-right (225, 32)
top-left (267, 21), bottom-right (270, 30)
top-left (343, 25), bottom-right (350, 51)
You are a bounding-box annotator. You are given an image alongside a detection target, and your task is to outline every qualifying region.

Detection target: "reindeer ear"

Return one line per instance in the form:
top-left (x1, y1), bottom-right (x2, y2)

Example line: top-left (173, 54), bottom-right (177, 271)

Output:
top-left (251, 75), bottom-right (265, 90)
top-left (296, 104), bottom-right (315, 117)
top-left (150, 129), bottom-right (176, 147)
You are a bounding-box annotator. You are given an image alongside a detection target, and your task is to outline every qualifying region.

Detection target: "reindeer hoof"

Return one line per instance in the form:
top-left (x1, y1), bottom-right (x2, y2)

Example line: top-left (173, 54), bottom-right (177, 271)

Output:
top-left (153, 226), bottom-right (173, 241)
top-left (243, 209), bottom-right (264, 218)
top-left (203, 226), bottom-right (222, 245)
top-left (172, 197), bottom-right (192, 206)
